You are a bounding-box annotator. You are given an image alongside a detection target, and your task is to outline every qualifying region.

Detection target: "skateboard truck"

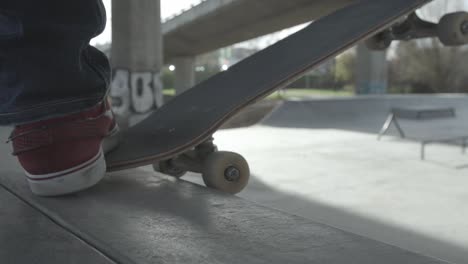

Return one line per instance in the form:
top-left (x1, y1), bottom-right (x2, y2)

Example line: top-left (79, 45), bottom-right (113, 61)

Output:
top-left (153, 137), bottom-right (250, 194)
top-left (366, 11), bottom-right (468, 50)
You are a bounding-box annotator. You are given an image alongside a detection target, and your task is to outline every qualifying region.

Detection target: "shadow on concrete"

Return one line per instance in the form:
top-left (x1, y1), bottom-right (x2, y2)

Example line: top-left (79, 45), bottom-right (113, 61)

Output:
top-left (423, 159), bottom-right (468, 170)
top-left (455, 163), bottom-right (468, 170)
top-left (261, 99), bottom-right (384, 134)
top-left (377, 136), bottom-right (468, 169)
top-left (0, 156), bottom-right (463, 263)
top-left (43, 169), bottom-right (215, 231)
top-left (242, 174), bottom-right (468, 264)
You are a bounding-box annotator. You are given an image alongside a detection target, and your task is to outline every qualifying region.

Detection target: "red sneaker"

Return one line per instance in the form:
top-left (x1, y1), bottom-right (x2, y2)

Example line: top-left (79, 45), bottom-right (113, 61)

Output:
top-left (8, 100), bottom-right (120, 196)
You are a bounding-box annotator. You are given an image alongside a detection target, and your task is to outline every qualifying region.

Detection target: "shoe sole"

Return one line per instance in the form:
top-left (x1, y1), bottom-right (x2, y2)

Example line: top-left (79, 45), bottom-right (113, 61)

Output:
top-left (25, 148), bottom-right (106, 197)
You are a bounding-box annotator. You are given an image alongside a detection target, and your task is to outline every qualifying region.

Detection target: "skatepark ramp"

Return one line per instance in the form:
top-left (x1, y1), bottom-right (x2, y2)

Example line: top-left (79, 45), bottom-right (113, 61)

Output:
top-left (261, 94), bottom-right (468, 136)
top-left (0, 127), bottom-right (448, 264)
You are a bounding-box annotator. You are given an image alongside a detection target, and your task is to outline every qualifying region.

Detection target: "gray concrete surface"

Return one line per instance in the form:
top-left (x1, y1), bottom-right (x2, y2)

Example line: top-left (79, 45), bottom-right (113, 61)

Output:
top-left (0, 117), bottom-right (448, 263)
top-left (177, 94), bottom-right (468, 264)
top-left (0, 186), bottom-right (115, 264)
top-left (0, 169), bottom-right (446, 264)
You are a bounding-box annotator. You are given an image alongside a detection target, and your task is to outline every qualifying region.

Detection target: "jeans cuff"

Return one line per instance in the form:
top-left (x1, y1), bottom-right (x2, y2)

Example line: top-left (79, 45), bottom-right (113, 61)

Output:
top-left (0, 94), bottom-right (105, 125)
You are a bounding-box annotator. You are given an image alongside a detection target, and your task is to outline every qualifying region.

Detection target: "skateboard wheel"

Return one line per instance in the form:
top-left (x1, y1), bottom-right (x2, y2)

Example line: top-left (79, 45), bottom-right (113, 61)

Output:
top-left (365, 34), bottom-right (392, 51)
top-left (202, 151), bottom-right (250, 194)
top-left (438, 12), bottom-right (468, 46)
top-left (153, 160), bottom-right (187, 178)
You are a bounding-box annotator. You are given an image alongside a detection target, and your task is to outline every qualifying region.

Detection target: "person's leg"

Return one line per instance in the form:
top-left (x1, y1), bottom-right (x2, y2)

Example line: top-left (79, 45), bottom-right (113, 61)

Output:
top-left (0, 0), bottom-right (110, 125)
top-left (1, 0), bottom-right (119, 196)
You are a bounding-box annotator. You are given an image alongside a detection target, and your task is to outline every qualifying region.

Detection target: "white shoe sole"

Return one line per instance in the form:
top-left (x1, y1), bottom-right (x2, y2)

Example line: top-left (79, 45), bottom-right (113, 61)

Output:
top-left (26, 148), bottom-right (106, 197)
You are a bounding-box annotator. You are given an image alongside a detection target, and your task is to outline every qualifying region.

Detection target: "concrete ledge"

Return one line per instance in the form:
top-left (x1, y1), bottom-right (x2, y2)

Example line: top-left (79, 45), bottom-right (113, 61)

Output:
top-left (0, 168), bottom-right (447, 264)
top-left (0, 186), bottom-right (115, 264)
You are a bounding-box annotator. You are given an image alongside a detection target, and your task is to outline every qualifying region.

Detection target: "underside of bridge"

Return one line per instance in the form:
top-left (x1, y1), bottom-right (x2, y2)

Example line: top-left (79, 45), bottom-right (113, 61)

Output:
top-left (109, 0), bottom-right (387, 113)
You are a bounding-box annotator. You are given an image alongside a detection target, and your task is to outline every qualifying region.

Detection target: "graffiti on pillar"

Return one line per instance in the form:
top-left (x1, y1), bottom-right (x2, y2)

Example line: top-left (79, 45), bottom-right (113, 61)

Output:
top-left (110, 69), bottom-right (164, 115)
top-left (109, 69), bottom-right (130, 116)
top-left (130, 72), bottom-right (154, 113)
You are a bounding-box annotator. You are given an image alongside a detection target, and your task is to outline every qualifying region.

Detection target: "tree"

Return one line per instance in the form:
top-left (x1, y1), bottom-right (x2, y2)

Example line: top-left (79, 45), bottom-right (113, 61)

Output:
top-left (391, 39), bottom-right (468, 93)
top-left (389, 0), bottom-right (468, 93)
top-left (335, 51), bottom-right (356, 87)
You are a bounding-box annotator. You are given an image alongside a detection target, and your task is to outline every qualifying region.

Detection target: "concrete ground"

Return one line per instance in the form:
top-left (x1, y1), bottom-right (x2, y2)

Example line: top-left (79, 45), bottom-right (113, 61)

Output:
top-left (2, 94), bottom-right (467, 263)
top-left (176, 95), bottom-right (468, 264)
top-left (1, 118), bottom-right (445, 264)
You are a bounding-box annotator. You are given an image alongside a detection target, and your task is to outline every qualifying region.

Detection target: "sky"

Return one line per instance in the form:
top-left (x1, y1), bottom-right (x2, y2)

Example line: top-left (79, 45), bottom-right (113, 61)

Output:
top-left (91, 0), bottom-right (202, 45)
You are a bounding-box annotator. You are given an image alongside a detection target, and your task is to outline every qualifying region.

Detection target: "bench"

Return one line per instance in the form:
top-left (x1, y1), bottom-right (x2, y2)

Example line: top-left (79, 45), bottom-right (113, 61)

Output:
top-left (378, 107), bottom-right (468, 160)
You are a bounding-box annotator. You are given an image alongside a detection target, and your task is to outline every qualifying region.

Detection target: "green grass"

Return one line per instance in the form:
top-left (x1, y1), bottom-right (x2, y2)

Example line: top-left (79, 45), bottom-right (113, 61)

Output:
top-left (163, 88), bottom-right (353, 99)
top-left (163, 89), bottom-right (176, 96)
top-left (267, 88), bottom-right (353, 100)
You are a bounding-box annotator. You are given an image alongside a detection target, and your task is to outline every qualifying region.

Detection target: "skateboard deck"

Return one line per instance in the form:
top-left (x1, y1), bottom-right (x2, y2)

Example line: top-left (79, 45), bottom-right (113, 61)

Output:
top-left (106, 0), bottom-right (429, 192)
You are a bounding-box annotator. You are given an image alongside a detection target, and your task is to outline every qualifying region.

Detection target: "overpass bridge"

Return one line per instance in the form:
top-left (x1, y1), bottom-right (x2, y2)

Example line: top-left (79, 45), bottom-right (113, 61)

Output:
top-left (110, 0), bottom-right (386, 114)
top-left (162, 0), bottom-right (383, 95)
top-left (162, 0), bottom-right (354, 60)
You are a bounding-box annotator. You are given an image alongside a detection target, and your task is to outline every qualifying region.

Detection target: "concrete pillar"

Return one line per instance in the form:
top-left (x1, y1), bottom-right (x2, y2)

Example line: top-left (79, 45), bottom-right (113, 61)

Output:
top-left (110, 0), bottom-right (164, 123)
top-left (174, 56), bottom-right (196, 95)
top-left (355, 43), bottom-right (388, 94)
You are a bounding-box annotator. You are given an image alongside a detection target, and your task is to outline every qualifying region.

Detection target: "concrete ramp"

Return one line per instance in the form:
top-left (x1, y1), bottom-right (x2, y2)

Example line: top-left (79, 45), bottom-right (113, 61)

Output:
top-left (261, 95), bottom-right (468, 137)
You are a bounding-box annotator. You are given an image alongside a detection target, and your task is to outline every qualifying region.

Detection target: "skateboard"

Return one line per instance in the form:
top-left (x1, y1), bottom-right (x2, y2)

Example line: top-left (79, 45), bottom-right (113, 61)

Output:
top-left (365, 10), bottom-right (468, 50)
top-left (106, 0), bottom-right (437, 194)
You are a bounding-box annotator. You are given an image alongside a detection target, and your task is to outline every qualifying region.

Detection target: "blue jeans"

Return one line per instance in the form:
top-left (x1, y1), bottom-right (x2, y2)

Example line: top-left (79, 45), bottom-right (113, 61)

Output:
top-left (0, 0), bottom-right (110, 125)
